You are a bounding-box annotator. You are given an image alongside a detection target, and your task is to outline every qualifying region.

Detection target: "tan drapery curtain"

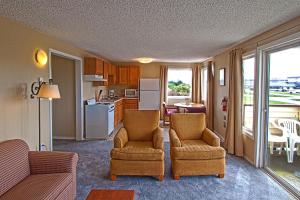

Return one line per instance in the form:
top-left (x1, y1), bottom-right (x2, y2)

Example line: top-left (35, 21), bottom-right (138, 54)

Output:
top-left (206, 61), bottom-right (214, 130)
top-left (224, 49), bottom-right (244, 156)
top-left (160, 65), bottom-right (168, 119)
top-left (192, 65), bottom-right (201, 103)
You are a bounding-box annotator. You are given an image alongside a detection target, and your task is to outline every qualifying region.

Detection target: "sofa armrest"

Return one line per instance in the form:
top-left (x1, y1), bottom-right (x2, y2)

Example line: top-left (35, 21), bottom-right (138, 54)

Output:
top-left (169, 129), bottom-right (181, 147)
top-left (201, 128), bottom-right (220, 147)
top-left (153, 127), bottom-right (164, 150)
top-left (29, 151), bottom-right (78, 175)
top-left (114, 128), bottom-right (128, 148)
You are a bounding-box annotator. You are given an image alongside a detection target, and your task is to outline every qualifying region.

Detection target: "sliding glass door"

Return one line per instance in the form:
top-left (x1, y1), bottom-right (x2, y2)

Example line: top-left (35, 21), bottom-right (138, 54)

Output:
top-left (263, 42), bottom-right (300, 196)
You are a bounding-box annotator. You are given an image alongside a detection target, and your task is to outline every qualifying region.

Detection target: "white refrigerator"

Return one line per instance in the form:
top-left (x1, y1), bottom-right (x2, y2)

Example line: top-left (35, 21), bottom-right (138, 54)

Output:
top-left (139, 79), bottom-right (160, 110)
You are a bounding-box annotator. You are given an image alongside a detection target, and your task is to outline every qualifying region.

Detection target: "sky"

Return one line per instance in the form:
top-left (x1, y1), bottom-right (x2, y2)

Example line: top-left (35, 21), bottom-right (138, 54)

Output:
top-left (243, 46), bottom-right (300, 80)
top-left (270, 46), bottom-right (300, 79)
top-left (168, 68), bottom-right (192, 84)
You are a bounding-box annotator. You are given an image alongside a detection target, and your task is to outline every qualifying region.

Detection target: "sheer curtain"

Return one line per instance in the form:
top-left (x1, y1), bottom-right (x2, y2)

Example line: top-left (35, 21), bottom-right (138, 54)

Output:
top-left (192, 65), bottom-right (201, 103)
top-left (160, 65), bottom-right (168, 119)
top-left (224, 49), bottom-right (244, 156)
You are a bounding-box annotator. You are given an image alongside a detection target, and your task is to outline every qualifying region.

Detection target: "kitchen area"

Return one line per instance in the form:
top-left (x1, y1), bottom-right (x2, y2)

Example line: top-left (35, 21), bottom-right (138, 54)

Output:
top-left (83, 57), bottom-right (160, 140)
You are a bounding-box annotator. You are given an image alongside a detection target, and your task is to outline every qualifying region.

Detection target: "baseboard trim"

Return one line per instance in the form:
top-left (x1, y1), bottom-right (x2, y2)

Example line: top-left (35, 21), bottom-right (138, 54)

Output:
top-left (244, 155), bottom-right (255, 165)
top-left (53, 136), bottom-right (75, 140)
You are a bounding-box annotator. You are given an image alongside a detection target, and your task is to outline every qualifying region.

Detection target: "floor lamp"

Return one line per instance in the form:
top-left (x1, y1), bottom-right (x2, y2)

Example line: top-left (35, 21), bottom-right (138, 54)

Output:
top-left (31, 78), bottom-right (61, 151)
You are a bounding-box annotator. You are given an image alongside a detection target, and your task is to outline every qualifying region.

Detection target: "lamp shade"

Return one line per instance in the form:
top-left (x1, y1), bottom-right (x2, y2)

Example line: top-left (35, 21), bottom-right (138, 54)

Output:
top-left (37, 84), bottom-right (61, 100)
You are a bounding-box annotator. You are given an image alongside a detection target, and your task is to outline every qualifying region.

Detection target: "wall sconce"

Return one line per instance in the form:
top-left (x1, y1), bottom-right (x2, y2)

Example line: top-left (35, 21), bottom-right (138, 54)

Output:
top-left (31, 78), bottom-right (60, 150)
top-left (34, 49), bottom-right (48, 67)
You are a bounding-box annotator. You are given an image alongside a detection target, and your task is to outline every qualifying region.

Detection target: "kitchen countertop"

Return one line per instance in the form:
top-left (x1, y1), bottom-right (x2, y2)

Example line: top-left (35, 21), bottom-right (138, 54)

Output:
top-left (99, 97), bottom-right (138, 104)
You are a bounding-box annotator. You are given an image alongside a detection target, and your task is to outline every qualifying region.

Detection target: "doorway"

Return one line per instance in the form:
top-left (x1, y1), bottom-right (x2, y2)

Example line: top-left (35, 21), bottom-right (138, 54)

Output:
top-left (52, 55), bottom-right (76, 141)
top-left (48, 49), bottom-right (83, 150)
top-left (261, 40), bottom-right (300, 197)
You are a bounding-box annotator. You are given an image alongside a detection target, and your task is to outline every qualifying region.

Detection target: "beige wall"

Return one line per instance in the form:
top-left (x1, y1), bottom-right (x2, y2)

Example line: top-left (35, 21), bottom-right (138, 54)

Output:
top-left (0, 17), bottom-right (105, 150)
top-left (52, 55), bottom-right (76, 139)
top-left (200, 16), bottom-right (300, 164)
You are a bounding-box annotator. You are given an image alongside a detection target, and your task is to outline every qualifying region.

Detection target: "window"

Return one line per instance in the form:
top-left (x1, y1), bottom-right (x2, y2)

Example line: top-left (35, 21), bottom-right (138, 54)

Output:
top-left (201, 67), bottom-right (208, 103)
top-left (242, 55), bottom-right (255, 135)
top-left (167, 68), bottom-right (192, 102)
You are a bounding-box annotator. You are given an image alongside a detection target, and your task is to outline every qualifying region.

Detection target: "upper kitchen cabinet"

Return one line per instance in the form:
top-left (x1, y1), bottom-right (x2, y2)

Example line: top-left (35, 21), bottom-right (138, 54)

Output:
top-left (84, 57), bottom-right (103, 75)
top-left (128, 66), bottom-right (140, 88)
top-left (108, 64), bottom-right (117, 85)
top-left (117, 66), bottom-right (129, 85)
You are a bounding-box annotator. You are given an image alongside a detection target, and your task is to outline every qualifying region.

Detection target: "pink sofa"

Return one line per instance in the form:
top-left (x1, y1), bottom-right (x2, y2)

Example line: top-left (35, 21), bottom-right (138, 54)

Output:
top-left (0, 139), bottom-right (78, 200)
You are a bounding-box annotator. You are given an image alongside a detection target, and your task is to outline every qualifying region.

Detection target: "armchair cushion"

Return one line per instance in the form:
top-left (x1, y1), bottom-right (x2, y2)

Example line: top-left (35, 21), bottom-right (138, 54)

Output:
top-left (170, 113), bottom-right (206, 140)
top-left (29, 151), bottom-right (78, 175)
top-left (172, 140), bottom-right (225, 160)
top-left (169, 129), bottom-right (181, 147)
top-left (124, 110), bottom-right (160, 141)
top-left (153, 128), bottom-right (164, 150)
top-left (201, 128), bottom-right (220, 147)
top-left (111, 147), bottom-right (164, 161)
top-left (0, 173), bottom-right (72, 200)
top-left (114, 128), bottom-right (128, 148)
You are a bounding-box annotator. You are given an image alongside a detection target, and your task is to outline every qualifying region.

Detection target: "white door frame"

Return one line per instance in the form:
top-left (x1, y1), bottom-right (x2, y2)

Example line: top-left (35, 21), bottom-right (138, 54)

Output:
top-left (255, 31), bottom-right (300, 167)
top-left (48, 48), bottom-right (84, 150)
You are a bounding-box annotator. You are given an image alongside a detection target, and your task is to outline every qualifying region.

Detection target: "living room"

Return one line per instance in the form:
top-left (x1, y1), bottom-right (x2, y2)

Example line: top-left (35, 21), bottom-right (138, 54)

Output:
top-left (0, 1), bottom-right (300, 200)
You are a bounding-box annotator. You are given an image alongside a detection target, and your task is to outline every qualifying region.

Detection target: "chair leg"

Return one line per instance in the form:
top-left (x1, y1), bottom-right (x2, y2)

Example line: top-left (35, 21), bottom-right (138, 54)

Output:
top-left (163, 116), bottom-right (165, 126)
top-left (297, 144), bottom-right (300, 156)
top-left (157, 175), bottom-right (164, 181)
top-left (279, 143), bottom-right (283, 155)
top-left (173, 175), bottom-right (180, 180)
top-left (218, 174), bottom-right (225, 178)
top-left (270, 142), bottom-right (274, 154)
top-left (110, 174), bottom-right (117, 181)
top-left (290, 140), bottom-right (295, 163)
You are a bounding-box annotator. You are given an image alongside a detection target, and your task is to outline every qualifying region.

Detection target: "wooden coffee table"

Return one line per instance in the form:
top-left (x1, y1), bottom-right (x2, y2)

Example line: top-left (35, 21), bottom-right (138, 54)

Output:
top-left (86, 189), bottom-right (135, 200)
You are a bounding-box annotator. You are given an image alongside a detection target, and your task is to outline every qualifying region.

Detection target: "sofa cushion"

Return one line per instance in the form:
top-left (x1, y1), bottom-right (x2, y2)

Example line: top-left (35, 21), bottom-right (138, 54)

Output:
top-left (111, 141), bottom-right (163, 161)
top-left (124, 110), bottom-right (160, 141)
top-left (172, 140), bottom-right (225, 160)
top-left (0, 173), bottom-right (72, 200)
top-left (170, 113), bottom-right (206, 140)
top-left (0, 139), bottom-right (30, 196)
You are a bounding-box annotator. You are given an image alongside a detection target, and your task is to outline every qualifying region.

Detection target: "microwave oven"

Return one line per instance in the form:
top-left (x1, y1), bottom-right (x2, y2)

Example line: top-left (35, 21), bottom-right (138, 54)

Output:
top-left (125, 89), bottom-right (138, 97)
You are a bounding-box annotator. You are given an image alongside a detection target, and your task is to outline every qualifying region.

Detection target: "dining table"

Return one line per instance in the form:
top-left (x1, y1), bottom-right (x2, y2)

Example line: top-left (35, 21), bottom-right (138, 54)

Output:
top-left (174, 102), bottom-right (205, 108)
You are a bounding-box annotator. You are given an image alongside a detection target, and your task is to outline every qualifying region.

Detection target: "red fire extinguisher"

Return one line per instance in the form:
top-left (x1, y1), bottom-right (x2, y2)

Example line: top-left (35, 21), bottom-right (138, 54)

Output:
top-left (221, 97), bottom-right (228, 112)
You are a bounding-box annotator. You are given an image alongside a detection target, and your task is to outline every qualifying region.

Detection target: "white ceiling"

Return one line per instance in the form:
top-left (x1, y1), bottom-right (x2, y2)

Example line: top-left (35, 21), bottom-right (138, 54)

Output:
top-left (1, 0), bottom-right (300, 63)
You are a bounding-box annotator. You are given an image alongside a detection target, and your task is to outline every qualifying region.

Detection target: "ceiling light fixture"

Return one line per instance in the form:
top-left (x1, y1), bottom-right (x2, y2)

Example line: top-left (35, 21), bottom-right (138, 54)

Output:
top-left (137, 57), bottom-right (153, 64)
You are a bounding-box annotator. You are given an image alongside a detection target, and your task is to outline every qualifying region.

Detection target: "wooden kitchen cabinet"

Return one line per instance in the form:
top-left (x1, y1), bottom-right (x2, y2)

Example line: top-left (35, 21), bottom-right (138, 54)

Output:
top-left (123, 98), bottom-right (138, 110)
top-left (84, 57), bottom-right (103, 75)
top-left (117, 66), bottom-right (129, 85)
top-left (108, 64), bottom-right (117, 85)
top-left (128, 66), bottom-right (140, 88)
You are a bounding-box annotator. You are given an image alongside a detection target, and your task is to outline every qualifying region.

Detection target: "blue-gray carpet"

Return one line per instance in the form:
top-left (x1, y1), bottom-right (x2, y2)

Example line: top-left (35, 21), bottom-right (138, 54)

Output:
top-left (53, 140), bottom-right (292, 200)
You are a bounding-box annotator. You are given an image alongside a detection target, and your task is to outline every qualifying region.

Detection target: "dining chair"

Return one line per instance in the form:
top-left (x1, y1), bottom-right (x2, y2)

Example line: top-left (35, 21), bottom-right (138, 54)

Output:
top-left (162, 102), bottom-right (179, 126)
top-left (185, 106), bottom-right (206, 114)
top-left (277, 119), bottom-right (300, 163)
top-left (268, 121), bottom-right (290, 162)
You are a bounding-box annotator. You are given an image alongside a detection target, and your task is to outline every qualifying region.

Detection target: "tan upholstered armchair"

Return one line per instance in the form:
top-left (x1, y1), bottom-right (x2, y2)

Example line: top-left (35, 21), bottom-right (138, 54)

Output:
top-left (110, 110), bottom-right (164, 181)
top-left (169, 113), bottom-right (225, 180)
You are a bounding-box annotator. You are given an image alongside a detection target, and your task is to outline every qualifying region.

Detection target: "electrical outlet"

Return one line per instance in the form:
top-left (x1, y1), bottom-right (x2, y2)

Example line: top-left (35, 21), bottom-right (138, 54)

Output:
top-left (223, 115), bottom-right (226, 121)
top-left (223, 121), bottom-right (227, 128)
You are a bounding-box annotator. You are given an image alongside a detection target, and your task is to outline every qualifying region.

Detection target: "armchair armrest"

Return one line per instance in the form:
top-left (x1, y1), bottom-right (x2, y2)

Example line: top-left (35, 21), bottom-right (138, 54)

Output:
top-left (29, 151), bottom-right (78, 175)
top-left (201, 128), bottom-right (220, 147)
top-left (169, 129), bottom-right (181, 147)
top-left (153, 127), bottom-right (164, 150)
top-left (114, 127), bottom-right (128, 148)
